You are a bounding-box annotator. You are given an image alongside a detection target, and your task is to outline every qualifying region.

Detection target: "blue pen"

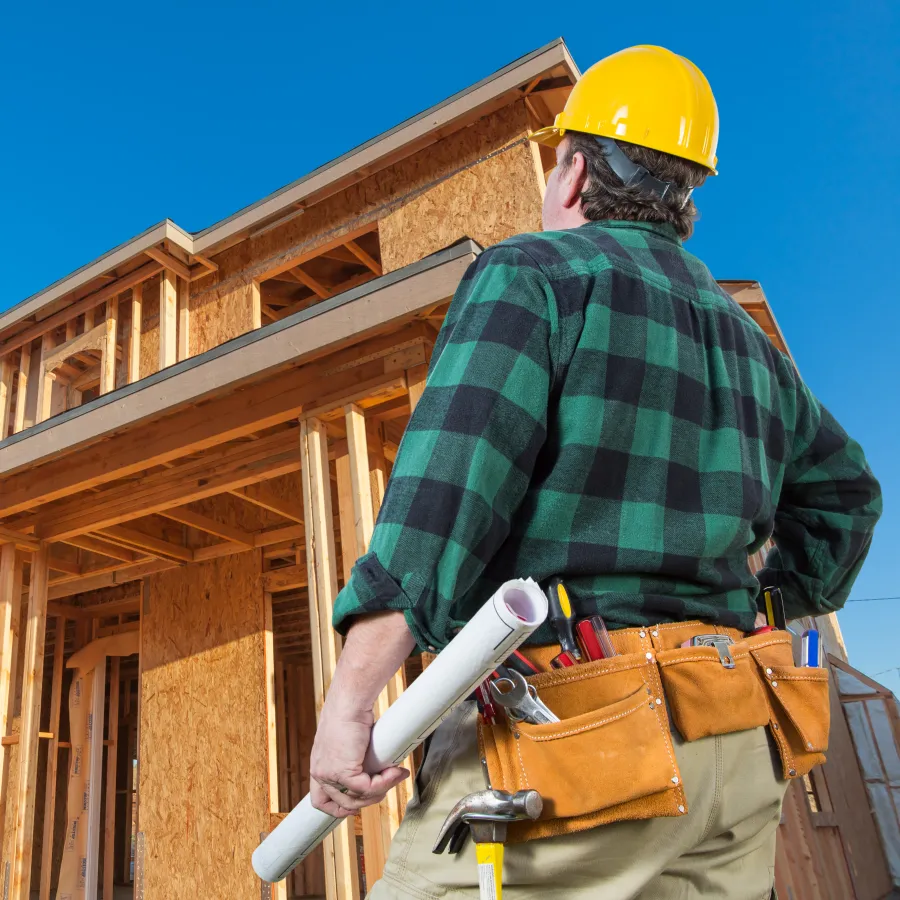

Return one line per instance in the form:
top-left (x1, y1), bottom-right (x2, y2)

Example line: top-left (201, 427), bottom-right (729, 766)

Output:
top-left (801, 630), bottom-right (820, 667)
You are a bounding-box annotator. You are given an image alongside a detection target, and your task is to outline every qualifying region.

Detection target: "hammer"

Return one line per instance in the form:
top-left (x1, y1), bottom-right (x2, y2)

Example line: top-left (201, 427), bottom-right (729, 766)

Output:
top-left (433, 789), bottom-right (542, 900)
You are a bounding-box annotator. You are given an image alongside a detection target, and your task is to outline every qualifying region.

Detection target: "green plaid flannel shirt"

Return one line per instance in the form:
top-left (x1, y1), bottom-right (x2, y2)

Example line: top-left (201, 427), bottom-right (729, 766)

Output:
top-left (333, 221), bottom-right (881, 650)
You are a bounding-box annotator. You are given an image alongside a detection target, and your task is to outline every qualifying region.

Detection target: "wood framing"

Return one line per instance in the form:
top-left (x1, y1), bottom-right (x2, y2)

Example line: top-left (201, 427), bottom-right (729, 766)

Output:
top-left (129, 283), bottom-right (142, 384)
top-left (300, 418), bottom-right (359, 900)
top-left (101, 296), bottom-right (119, 395)
top-left (103, 656), bottom-right (120, 900)
top-left (0, 544), bottom-right (19, 854)
top-left (9, 543), bottom-right (49, 900)
top-left (159, 268), bottom-right (177, 370)
top-left (38, 615), bottom-right (65, 900)
top-left (12, 343), bottom-right (31, 434)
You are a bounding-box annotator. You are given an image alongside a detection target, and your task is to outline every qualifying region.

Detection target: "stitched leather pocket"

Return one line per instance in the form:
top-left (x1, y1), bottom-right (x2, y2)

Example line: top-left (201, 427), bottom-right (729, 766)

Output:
top-left (749, 632), bottom-right (831, 778)
top-left (656, 644), bottom-right (771, 741)
top-left (478, 652), bottom-right (684, 841)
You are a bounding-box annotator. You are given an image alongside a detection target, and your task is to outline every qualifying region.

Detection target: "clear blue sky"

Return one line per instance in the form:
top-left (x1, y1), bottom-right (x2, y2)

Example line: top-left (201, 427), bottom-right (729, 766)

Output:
top-left (1, 2), bottom-right (897, 681)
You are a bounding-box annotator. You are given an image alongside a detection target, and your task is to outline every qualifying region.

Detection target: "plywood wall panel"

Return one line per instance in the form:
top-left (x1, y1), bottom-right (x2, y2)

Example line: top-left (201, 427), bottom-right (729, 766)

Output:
top-left (190, 281), bottom-right (261, 357)
top-left (139, 275), bottom-right (161, 380)
top-left (378, 137), bottom-right (544, 272)
top-left (138, 552), bottom-right (270, 900)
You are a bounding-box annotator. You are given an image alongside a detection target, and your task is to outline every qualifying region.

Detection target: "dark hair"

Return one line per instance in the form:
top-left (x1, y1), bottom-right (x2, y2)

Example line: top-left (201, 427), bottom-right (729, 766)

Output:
top-left (559, 132), bottom-right (709, 239)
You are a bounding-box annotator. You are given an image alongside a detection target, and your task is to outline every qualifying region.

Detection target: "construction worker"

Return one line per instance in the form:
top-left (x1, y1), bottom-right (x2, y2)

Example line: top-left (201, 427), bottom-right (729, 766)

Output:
top-left (308, 45), bottom-right (882, 898)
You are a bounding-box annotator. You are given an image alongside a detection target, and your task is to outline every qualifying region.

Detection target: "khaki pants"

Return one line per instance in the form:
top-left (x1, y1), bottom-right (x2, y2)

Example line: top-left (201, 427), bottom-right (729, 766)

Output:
top-left (369, 704), bottom-right (786, 900)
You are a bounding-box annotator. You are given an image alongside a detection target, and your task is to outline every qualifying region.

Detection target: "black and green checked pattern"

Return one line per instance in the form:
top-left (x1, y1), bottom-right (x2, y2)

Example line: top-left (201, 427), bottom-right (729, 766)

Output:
top-left (333, 221), bottom-right (881, 650)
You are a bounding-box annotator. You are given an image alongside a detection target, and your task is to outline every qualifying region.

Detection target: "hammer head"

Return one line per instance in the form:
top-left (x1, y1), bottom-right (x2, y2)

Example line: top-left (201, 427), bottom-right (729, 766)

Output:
top-left (432, 789), bottom-right (543, 855)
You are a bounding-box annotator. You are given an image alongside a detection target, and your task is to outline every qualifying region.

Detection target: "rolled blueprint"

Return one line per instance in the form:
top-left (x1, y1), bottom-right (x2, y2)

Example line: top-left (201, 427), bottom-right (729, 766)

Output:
top-left (252, 578), bottom-right (548, 883)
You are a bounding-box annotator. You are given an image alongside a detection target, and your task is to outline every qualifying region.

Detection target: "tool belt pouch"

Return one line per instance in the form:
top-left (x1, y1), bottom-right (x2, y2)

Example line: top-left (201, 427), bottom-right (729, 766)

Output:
top-left (477, 653), bottom-right (686, 843)
top-left (655, 642), bottom-right (771, 741)
top-left (747, 632), bottom-right (831, 779)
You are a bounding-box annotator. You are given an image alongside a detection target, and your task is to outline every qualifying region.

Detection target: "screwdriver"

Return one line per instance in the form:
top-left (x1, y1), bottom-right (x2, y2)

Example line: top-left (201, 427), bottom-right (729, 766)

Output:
top-left (547, 578), bottom-right (582, 662)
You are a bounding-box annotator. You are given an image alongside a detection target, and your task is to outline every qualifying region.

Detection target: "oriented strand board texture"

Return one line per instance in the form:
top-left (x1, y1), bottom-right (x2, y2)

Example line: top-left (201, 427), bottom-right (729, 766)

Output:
top-left (139, 274), bottom-right (162, 380)
top-left (190, 281), bottom-right (260, 357)
top-left (189, 102), bottom-right (534, 310)
top-left (379, 134), bottom-right (544, 272)
top-left (138, 552), bottom-right (270, 899)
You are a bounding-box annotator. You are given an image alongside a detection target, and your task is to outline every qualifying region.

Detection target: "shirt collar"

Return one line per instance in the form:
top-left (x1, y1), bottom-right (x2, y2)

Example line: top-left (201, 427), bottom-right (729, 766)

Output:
top-left (582, 220), bottom-right (683, 245)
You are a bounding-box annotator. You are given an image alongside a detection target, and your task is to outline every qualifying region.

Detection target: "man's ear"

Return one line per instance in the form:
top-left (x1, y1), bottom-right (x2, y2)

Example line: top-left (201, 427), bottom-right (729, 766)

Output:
top-left (560, 151), bottom-right (587, 210)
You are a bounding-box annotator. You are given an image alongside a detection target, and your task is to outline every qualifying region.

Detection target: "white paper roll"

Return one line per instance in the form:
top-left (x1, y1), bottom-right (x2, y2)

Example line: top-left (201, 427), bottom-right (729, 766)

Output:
top-left (252, 578), bottom-right (548, 884)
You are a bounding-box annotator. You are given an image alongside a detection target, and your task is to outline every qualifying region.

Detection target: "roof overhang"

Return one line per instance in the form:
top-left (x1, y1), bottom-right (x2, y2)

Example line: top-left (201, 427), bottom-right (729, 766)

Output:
top-left (0, 240), bottom-right (479, 478)
top-left (0, 39), bottom-right (578, 344)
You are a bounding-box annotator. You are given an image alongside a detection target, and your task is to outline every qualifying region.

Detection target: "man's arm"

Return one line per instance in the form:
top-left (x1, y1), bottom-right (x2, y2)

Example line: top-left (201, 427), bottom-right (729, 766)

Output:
top-left (758, 380), bottom-right (881, 619)
top-left (309, 243), bottom-right (555, 813)
top-left (310, 611), bottom-right (414, 816)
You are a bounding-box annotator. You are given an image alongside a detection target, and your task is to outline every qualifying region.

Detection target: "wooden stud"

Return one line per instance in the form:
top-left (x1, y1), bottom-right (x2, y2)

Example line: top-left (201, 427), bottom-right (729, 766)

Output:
top-left (344, 240), bottom-right (383, 276)
top-left (129, 283), bottom-right (142, 384)
top-left (39, 616), bottom-right (65, 900)
top-left (300, 418), bottom-right (359, 900)
top-left (12, 343), bottom-right (32, 434)
top-left (177, 277), bottom-right (191, 362)
top-left (99, 295), bottom-right (119, 395)
top-left (345, 405), bottom-right (375, 553)
top-left (0, 357), bottom-right (14, 439)
top-left (406, 363), bottom-right (428, 412)
top-left (286, 665), bottom-right (303, 900)
top-left (230, 484), bottom-right (303, 523)
top-left (103, 656), bottom-right (120, 900)
top-left (250, 280), bottom-right (262, 331)
top-left (335, 454), bottom-right (358, 584)
top-left (274, 660), bottom-right (288, 813)
top-left (84, 307), bottom-right (95, 331)
top-left (9, 542), bottom-right (50, 900)
top-left (97, 525), bottom-right (193, 563)
top-left (159, 269), bottom-right (177, 371)
top-left (0, 545), bottom-right (20, 855)
top-left (84, 656), bottom-right (106, 899)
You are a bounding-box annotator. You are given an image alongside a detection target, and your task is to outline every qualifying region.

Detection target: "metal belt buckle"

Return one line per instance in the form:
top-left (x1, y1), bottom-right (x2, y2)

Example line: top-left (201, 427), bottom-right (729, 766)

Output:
top-left (691, 634), bottom-right (736, 669)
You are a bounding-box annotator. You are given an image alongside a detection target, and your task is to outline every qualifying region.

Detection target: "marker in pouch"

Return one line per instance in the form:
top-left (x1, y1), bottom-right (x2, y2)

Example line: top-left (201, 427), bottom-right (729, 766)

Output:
top-left (801, 630), bottom-right (820, 668)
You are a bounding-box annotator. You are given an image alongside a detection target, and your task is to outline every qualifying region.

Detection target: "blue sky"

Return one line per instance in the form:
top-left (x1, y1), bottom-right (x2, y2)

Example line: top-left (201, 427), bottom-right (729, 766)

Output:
top-left (1, 2), bottom-right (897, 681)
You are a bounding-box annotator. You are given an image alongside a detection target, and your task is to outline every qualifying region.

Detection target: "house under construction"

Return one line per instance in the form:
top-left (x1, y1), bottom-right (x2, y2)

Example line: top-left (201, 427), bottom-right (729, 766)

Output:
top-left (0, 38), bottom-right (898, 900)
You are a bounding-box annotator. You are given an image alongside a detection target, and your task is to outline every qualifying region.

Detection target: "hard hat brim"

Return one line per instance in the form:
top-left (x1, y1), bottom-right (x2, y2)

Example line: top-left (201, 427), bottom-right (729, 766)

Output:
top-left (528, 126), bottom-right (564, 148)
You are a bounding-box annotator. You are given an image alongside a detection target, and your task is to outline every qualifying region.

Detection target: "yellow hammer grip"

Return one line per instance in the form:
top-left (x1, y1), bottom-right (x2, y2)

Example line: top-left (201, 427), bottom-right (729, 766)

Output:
top-left (475, 842), bottom-right (504, 900)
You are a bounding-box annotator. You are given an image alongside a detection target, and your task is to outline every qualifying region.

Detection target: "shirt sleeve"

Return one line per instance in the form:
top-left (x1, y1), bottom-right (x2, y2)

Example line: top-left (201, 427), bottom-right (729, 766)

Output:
top-left (332, 243), bottom-right (555, 650)
top-left (757, 379), bottom-right (882, 619)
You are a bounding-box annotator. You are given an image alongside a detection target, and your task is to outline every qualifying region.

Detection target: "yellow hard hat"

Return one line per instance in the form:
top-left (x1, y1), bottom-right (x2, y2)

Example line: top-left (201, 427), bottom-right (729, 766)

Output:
top-left (530, 45), bottom-right (719, 172)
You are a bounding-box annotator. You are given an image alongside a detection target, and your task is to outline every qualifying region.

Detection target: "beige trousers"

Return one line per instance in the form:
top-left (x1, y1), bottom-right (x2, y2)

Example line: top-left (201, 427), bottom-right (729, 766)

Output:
top-left (369, 704), bottom-right (786, 900)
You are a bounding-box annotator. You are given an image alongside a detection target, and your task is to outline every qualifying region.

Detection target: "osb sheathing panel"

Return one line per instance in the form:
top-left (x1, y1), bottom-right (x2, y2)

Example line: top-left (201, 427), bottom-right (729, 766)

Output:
top-left (139, 274), bottom-right (162, 380)
top-left (379, 136), bottom-right (544, 272)
top-left (190, 102), bottom-right (533, 306)
top-left (138, 552), bottom-right (270, 899)
top-left (190, 281), bottom-right (259, 357)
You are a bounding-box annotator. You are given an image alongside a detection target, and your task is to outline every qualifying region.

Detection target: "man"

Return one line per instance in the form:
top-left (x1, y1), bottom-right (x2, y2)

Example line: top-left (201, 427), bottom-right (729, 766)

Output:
top-left (308, 45), bottom-right (881, 899)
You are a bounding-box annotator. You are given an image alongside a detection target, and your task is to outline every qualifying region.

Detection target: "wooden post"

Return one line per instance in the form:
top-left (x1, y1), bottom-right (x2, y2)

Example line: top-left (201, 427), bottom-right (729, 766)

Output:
top-left (262, 589), bottom-right (288, 899)
top-left (300, 418), bottom-right (359, 900)
top-left (9, 542), bottom-right (50, 900)
top-left (100, 296), bottom-right (119, 396)
top-left (177, 278), bottom-right (191, 362)
top-left (84, 657), bottom-right (106, 899)
top-left (0, 545), bottom-right (20, 854)
top-left (36, 334), bottom-right (56, 425)
top-left (103, 656), bottom-right (120, 900)
top-left (249, 281), bottom-right (262, 331)
top-left (129, 283), bottom-right (142, 384)
top-left (0, 357), bottom-right (14, 439)
top-left (12, 343), bottom-right (32, 434)
top-left (39, 615), bottom-right (65, 900)
top-left (159, 269), bottom-right (177, 371)
top-left (406, 364), bottom-right (428, 412)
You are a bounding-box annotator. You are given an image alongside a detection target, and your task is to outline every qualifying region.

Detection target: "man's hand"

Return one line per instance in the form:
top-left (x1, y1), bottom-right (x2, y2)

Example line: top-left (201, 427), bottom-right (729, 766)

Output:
top-left (310, 700), bottom-right (408, 817)
top-left (308, 610), bottom-right (417, 817)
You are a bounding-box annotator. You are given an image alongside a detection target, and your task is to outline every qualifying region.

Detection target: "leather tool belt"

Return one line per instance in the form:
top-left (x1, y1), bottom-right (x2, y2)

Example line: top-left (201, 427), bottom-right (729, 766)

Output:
top-left (477, 620), bottom-right (830, 843)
